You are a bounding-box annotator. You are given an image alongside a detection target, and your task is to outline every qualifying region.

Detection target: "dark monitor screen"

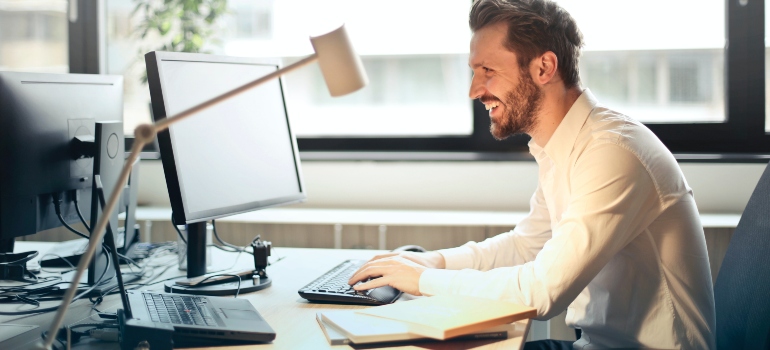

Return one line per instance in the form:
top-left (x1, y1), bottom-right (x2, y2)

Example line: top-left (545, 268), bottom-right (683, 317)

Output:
top-left (0, 71), bottom-right (123, 252)
top-left (146, 51), bottom-right (306, 225)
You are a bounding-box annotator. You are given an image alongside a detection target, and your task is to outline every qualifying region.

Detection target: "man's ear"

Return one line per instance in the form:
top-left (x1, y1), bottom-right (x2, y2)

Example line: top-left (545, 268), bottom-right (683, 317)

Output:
top-left (531, 51), bottom-right (558, 85)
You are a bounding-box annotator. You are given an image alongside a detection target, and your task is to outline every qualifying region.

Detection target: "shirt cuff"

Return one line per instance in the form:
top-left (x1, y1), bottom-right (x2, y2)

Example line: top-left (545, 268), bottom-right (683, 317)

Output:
top-left (437, 245), bottom-right (476, 270)
top-left (419, 268), bottom-right (460, 296)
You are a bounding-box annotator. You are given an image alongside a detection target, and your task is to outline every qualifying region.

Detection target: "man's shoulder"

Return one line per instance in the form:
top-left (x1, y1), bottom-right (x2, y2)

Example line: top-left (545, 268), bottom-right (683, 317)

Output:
top-left (580, 105), bottom-right (665, 155)
top-left (575, 105), bottom-right (688, 200)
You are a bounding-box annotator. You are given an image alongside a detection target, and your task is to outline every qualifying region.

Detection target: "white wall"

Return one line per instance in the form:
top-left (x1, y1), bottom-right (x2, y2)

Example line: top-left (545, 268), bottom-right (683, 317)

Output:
top-left (137, 160), bottom-right (766, 215)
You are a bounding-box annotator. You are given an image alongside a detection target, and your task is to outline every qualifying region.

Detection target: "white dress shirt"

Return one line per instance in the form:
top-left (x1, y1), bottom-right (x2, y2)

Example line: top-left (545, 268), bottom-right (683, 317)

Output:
top-left (419, 90), bottom-right (716, 349)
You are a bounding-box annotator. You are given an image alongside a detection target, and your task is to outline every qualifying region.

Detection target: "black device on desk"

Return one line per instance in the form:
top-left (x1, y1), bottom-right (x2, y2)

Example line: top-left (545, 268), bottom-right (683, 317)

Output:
top-left (0, 71), bottom-right (139, 293)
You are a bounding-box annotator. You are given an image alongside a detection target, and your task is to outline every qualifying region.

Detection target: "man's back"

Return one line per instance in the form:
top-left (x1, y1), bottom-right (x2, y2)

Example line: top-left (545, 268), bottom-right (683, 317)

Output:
top-left (559, 94), bottom-right (716, 349)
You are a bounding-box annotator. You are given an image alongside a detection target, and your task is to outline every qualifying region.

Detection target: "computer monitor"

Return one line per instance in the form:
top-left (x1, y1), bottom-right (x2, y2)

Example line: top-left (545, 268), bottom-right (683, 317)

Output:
top-left (0, 71), bottom-right (132, 290)
top-left (145, 51), bottom-right (306, 293)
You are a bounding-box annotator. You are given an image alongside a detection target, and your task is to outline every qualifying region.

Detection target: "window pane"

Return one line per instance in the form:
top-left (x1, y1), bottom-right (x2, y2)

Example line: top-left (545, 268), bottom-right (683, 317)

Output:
top-left (223, 0), bottom-right (473, 137)
top-left (0, 0), bottom-right (68, 73)
top-left (107, 0), bottom-right (473, 138)
top-left (561, 0), bottom-right (726, 123)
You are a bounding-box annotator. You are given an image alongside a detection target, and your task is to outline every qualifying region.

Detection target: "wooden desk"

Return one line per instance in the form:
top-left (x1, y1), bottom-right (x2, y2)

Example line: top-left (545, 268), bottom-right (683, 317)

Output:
top-left (1, 242), bottom-right (530, 350)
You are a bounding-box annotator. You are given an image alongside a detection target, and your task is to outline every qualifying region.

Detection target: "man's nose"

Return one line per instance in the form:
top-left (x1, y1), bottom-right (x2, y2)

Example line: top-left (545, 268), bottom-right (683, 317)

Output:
top-left (469, 73), bottom-right (485, 100)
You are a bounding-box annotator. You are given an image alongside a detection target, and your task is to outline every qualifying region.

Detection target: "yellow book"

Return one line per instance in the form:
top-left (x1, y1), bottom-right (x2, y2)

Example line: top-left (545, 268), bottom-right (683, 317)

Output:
top-left (357, 295), bottom-right (537, 340)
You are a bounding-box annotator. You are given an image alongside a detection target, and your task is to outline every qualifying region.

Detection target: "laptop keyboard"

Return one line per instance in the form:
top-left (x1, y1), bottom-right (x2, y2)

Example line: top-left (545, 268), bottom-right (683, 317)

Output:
top-left (143, 293), bottom-right (217, 326)
top-left (298, 259), bottom-right (402, 305)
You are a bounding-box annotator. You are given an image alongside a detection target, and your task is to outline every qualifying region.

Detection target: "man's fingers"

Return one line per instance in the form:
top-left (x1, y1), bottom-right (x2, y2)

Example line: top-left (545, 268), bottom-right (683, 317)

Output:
top-left (348, 264), bottom-right (382, 285)
top-left (349, 256), bottom-right (399, 283)
top-left (349, 254), bottom-right (392, 280)
top-left (352, 274), bottom-right (390, 291)
top-left (345, 257), bottom-right (425, 296)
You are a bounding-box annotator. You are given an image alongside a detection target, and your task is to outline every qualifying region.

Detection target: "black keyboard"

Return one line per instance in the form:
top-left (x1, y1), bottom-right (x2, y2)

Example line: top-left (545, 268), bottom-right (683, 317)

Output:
top-left (143, 293), bottom-right (216, 326)
top-left (298, 259), bottom-right (402, 305)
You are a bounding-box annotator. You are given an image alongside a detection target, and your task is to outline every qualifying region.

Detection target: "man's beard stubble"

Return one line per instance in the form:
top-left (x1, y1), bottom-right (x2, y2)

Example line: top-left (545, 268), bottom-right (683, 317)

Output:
top-left (489, 73), bottom-right (543, 141)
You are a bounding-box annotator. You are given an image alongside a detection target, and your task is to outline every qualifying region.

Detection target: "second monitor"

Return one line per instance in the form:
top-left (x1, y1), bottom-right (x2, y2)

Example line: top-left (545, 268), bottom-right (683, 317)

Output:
top-left (145, 51), bottom-right (307, 295)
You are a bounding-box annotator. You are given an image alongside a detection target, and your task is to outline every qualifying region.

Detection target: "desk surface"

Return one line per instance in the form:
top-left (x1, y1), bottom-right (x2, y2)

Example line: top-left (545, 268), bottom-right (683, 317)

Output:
top-left (1, 242), bottom-right (530, 350)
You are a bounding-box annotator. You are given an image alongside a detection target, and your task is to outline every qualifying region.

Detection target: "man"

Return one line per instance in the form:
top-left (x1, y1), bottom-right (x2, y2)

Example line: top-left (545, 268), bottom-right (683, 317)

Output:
top-left (348, 0), bottom-right (716, 349)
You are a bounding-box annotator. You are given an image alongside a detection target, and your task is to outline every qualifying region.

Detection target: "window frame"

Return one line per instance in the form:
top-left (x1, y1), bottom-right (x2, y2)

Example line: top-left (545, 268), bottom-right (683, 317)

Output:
top-left (68, 0), bottom-right (104, 75)
top-left (100, 0), bottom-right (770, 162)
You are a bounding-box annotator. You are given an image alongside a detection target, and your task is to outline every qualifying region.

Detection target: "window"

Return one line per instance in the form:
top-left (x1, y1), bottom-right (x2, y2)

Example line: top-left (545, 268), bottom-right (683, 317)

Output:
top-left (562, 0), bottom-right (726, 125)
top-left (107, 0), bottom-right (472, 139)
top-left (103, 0), bottom-right (767, 158)
top-left (0, 0), bottom-right (68, 73)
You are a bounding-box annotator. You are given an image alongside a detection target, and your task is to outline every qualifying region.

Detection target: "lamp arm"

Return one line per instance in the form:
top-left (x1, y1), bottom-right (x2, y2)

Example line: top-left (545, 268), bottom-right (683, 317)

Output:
top-left (155, 53), bottom-right (319, 132)
top-left (40, 51), bottom-right (321, 350)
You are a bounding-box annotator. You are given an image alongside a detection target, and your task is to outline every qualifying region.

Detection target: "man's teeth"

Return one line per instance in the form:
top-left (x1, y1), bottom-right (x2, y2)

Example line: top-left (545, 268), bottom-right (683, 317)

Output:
top-left (484, 102), bottom-right (499, 110)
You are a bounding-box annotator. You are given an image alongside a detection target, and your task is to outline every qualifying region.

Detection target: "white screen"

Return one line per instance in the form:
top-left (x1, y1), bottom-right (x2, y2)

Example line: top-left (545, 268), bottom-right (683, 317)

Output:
top-left (158, 58), bottom-right (302, 217)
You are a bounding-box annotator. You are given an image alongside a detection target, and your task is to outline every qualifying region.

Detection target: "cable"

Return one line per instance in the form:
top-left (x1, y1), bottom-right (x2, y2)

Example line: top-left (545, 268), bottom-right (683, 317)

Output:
top-left (56, 214), bottom-right (89, 240)
top-left (212, 220), bottom-right (243, 251)
top-left (52, 190), bottom-right (145, 284)
top-left (0, 247), bottom-right (112, 316)
top-left (93, 242), bottom-right (179, 297)
top-left (171, 212), bottom-right (187, 245)
top-left (39, 253), bottom-right (77, 273)
top-left (73, 191), bottom-right (90, 231)
top-left (210, 222), bottom-right (286, 266)
top-left (199, 273), bottom-right (242, 298)
top-left (0, 276), bottom-right (60, 290)
top-left (168, 273), bottom-right (243, 298)
top-left (211, 220), bottom-right (258, 256)
top-left (53, 194), bottom-right (90, 240)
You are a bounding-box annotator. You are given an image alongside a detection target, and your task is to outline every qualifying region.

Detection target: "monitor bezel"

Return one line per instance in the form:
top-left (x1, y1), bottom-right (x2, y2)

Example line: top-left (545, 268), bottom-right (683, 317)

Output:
top-left (146, 51), bottom-right (307, 224)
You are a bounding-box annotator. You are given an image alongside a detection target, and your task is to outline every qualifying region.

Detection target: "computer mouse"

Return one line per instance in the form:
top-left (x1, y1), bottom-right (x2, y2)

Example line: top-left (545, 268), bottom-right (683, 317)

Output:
top-left (391, 244), bottom-right (427, 253)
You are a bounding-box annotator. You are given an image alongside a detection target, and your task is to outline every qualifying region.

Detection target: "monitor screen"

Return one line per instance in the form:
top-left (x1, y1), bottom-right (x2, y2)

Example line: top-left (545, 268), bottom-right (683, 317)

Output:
top-left (146, 52), bottom-right (306, 224)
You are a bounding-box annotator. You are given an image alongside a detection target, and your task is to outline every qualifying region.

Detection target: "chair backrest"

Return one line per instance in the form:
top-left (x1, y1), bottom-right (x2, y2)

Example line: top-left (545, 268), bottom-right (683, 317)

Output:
top-left (713, 161), bottom-right (770, 349)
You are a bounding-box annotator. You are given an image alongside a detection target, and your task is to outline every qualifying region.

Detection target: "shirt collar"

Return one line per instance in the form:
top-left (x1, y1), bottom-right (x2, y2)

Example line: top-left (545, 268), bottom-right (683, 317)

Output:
top-left (529, 89), bottom-right (598, 167)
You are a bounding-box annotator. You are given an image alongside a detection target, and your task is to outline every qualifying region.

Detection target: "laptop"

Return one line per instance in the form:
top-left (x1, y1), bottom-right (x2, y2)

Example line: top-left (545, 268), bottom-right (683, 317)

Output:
top-left (119, 289), bottom-right (275, 348)
top-left (108, 229), bottom-right (275, 349)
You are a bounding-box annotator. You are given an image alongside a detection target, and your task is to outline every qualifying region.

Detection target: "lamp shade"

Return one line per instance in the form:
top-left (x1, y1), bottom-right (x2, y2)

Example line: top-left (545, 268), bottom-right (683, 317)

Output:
top-left (310, 24), bottom-right (369, 97)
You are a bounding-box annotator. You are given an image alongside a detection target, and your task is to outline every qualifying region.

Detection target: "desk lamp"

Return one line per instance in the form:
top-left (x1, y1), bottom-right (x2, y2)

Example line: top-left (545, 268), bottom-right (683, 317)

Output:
top-left (40, 24), bottom-right (368, 350)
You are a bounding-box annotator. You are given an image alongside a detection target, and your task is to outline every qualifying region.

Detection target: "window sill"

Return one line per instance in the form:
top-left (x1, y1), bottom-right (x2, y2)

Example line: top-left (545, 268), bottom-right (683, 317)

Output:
top-left (134, 150), bottom-right (770, 163)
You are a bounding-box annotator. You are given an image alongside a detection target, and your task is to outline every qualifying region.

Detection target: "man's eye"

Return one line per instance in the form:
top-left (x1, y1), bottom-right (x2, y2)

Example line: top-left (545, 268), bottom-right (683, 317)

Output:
top-left (483, 67), bottom-right (492, 73)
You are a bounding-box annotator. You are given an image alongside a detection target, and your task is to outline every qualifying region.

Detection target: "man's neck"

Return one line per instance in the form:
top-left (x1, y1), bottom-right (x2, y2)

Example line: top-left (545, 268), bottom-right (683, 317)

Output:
top-left (529, 86), bottom-right (583, 147)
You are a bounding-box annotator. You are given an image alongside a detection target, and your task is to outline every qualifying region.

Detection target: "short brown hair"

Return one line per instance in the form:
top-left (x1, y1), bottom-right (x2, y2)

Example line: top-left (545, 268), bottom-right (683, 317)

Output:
top-left (470, 0), bottom-right (584, 88)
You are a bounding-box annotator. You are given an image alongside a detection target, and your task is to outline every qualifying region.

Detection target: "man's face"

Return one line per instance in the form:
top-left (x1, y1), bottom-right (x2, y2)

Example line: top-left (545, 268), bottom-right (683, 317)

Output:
top-left (468, 23), bottom-right (543, 140)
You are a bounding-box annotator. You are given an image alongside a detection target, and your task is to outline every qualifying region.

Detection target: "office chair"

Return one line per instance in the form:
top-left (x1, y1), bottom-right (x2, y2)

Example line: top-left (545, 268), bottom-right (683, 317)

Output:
top-left (713, 161), bottom-right (770, 349)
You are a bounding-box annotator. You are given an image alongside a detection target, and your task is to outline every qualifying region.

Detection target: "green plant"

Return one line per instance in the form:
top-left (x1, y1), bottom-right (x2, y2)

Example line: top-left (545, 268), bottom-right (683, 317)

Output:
top-left (132, 0), bottom-right (229, 82)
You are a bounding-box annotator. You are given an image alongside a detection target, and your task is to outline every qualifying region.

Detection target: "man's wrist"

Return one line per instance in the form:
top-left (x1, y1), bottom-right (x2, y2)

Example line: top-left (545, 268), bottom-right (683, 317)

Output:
top-left (426, 251), bottom-right (446, 269)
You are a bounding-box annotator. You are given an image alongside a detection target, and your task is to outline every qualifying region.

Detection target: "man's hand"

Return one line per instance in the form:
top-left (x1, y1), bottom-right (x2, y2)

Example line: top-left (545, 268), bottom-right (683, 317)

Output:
top-left (347, 252), bottom-right (445, 296)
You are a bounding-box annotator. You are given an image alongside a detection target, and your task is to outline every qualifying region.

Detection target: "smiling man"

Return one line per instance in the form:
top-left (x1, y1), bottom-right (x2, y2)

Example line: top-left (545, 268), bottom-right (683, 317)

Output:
top-left (348, 0), bottom-right (716, 349)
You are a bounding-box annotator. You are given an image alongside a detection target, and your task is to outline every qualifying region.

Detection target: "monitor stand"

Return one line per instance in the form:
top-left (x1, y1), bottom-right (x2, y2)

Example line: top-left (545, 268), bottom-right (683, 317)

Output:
top-left (164, 221), bottom-right (271, 296)
top-left (0, 238), bottom-right (14, 253)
